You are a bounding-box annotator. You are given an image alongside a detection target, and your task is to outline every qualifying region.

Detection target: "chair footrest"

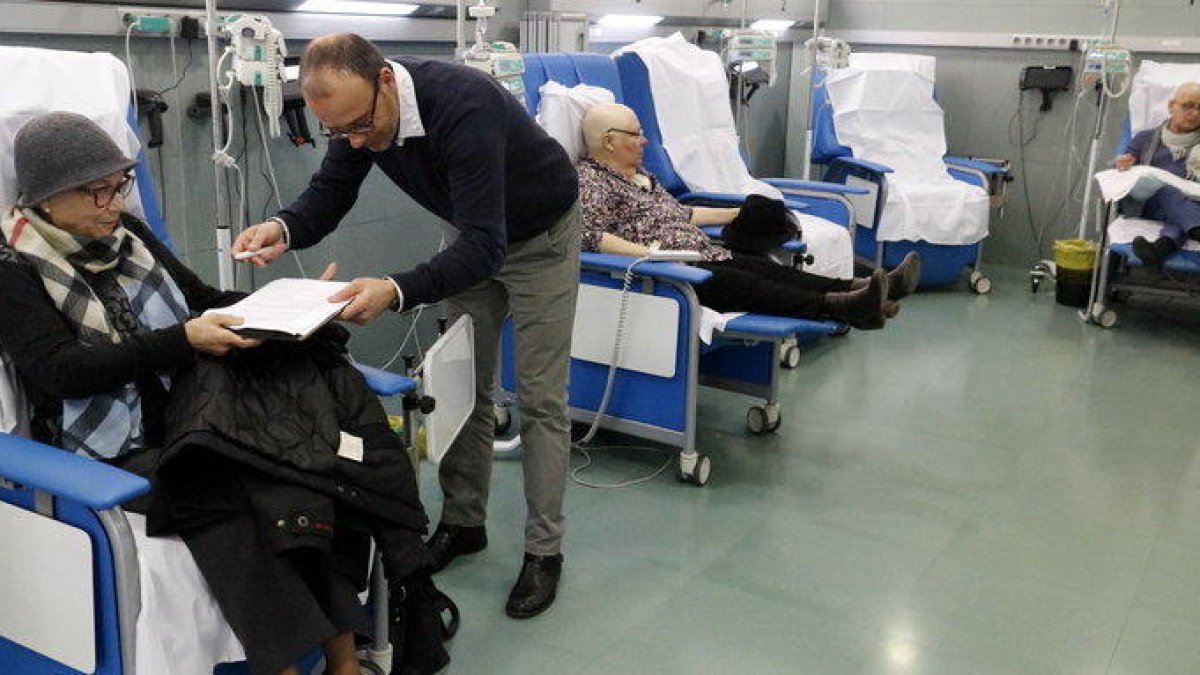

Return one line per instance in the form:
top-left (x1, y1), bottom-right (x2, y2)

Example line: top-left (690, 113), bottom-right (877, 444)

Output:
top-left (722, 314), bottom-right (842, 338)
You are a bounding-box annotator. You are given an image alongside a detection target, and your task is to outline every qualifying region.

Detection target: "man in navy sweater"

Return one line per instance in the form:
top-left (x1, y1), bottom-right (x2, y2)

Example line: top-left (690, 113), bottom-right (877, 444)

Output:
top-left (234, 33), bottom-right (580, 619)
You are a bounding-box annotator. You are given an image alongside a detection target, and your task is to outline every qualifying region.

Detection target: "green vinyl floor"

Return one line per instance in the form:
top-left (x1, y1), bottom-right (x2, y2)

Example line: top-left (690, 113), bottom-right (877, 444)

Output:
top-left (418, 265), bottom-right (1200, 675)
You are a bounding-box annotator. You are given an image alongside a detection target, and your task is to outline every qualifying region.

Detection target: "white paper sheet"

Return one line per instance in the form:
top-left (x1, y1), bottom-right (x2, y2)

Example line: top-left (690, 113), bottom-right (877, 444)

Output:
top-left (206, 278), bottom-right (350, 340)
top-left (824, 54), bottom-right (990, 245)
top-left (1094, 166), bottom-right (1200, 203)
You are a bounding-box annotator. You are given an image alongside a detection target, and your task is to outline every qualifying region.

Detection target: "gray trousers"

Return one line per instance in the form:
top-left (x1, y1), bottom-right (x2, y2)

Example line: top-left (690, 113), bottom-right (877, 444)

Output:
top-left (439, 203), bottom-right (580, 556)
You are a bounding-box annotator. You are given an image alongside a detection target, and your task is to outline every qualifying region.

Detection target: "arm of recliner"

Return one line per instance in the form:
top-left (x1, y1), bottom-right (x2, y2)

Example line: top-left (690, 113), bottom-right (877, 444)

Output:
top-left (678, 191), bottom-right (810, 211)
top-left (761, 178), bottom-right (870, 196)
top-left (829, 156), bottom-right (894, 176)
top-left (353, 363), bottom-right (418, 397)
top-left (580, 252), bottom-right (714, 285)
top-left (944, 156), bottom-right (1008, 175)
top-left (0, 433), bottom-right (150, 510)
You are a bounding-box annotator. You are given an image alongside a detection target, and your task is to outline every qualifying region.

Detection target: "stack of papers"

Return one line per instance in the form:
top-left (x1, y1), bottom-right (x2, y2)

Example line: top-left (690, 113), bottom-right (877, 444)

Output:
top-left (204, 278), bottom-right (350, 341)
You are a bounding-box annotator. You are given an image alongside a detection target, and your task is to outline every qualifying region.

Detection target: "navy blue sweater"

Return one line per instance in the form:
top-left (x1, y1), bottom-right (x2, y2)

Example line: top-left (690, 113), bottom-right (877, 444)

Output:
top-left (278, 57), bottom-right (579, 310)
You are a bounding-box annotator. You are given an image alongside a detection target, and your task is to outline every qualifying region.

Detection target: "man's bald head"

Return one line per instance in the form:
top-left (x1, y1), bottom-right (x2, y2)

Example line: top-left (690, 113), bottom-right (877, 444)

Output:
top-left (300, 32), bottom-right (388, 99)
top-left (1168, 82), bottom-right (1200, 134)
top-left (582, 103), bottom-right (640, 157)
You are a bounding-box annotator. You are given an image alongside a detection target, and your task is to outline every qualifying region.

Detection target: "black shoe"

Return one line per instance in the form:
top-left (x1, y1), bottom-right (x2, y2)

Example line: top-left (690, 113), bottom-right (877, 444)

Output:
top-left (823, 268), bottom-right (889, 330)
top-left (1131, 236), bottom-right (1177, 269)
top-left (886, 251), bottom-right (921, 300)
top-left (505, 553), bottom-right (563, 619)
top-left (425, 523), bottom-right (487, 573)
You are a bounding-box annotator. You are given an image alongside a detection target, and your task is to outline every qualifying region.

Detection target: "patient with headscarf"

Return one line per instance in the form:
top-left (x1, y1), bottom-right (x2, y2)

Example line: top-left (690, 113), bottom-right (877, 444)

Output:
top-left (1115, 81), bottom-right (1200, 268)
top-left (576, 103), bottom-right (920, 330)
top-left (0, 113), bottom-right (454, 675)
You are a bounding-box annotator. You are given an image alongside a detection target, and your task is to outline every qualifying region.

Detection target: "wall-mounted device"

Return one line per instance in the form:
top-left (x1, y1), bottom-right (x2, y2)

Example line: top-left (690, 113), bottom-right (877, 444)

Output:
top-left (1020, 65), bottom-right (1073, 111)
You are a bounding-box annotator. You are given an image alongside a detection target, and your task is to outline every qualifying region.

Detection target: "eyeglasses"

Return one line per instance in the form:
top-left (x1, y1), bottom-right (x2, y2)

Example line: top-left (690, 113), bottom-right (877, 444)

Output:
top-left (1175, 101), bottom-right (1200, 113)
top-left (320, 78), bottom-right (381, 141)
top-left (79, 174), bottom-right (136, 209)
top-left (607, 127), bottom-right (645, 139)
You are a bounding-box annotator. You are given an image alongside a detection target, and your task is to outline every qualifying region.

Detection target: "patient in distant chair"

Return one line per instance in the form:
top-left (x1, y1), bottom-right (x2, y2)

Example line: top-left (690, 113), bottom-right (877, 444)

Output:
top-left (1115, 81), bottom-right (1200, 268)
top-left (576, 103), bottom-right (919, 330)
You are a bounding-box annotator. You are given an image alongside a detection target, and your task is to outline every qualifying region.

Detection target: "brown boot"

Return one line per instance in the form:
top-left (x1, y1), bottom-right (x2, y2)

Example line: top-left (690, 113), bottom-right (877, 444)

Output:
top-left (886, 252), bottom-right (921, 300)
top-left (883, 300), bottom-right (900, 319)
top-left (824, 269), bottom-right (889, 330)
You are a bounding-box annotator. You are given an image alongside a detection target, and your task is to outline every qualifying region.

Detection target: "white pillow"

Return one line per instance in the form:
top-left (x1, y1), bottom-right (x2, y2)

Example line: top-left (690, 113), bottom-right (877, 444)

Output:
top-left (535, 81), bottom-right (615, 160)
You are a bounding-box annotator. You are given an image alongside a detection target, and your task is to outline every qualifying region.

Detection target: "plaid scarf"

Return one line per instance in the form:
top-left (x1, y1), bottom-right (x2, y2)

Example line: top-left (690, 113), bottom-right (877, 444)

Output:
top-left (1, 206), bottom-right (190, 458)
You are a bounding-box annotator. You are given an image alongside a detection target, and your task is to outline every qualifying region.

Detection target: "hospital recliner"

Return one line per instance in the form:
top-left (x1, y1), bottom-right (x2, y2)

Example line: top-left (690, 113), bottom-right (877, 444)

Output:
top-left (504, 52), bottom-right (844, 485)
top-left (809, 61), bottom-right (1009, 292)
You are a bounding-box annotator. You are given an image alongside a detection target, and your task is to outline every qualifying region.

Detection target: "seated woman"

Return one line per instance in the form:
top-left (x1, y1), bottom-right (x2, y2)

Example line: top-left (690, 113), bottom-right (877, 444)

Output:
top-left (1116, 81), bottom-right (1200, 268)
top-left (577, 103), bottom-right (919, 330)
top-left (0, 113), bottom-right (450, 675)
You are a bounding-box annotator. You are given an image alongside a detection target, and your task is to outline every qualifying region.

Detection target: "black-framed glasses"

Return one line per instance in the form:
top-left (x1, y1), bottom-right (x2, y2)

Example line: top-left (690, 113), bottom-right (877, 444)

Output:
top-left (320, 78), bottom-right (381, 141)
top-left (607, 127), bottom-right (645, 139)
top-left (80, 174), bottom-right (136, 209)
top-left (1176, 101), bottom-right (1200, 113)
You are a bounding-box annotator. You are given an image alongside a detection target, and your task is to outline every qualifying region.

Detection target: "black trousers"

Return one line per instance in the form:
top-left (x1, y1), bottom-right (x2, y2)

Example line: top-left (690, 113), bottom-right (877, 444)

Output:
top-left (696, 256), bottom-right (852, 319)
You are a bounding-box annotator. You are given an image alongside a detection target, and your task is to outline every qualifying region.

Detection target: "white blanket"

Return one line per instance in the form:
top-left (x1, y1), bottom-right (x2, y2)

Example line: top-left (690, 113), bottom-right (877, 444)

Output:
top-left (1094, 166), bottom-right (1200, 203)
top-left (127, 513), bottom-right (246, 674)
top-left (1109, 216), bottom-right (1200, 252)
top-left (824, 53), bottom-right (990, 245)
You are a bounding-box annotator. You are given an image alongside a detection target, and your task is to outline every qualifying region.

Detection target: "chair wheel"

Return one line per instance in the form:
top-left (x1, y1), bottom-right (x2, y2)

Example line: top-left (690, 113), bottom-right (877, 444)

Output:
top-left (493, 403), bottom-right (511, 435)
top-left (677, 453), bottom-right (711, 486)
top-left (1099, 309), bottom-right (1117, 328)
top-left (747, 405), bottom-right (768, 434)
top-left (781, 344), bottom-right (801, 369)
top-left (970, 271), bottom-right (992, 294)
top-left (358, 659), bottom-right (386, 675)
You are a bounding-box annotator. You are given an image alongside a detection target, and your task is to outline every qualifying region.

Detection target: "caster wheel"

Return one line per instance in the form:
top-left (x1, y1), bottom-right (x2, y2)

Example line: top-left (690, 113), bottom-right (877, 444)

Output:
top-left (358, 660), bottom-right (386, 675)
top-left (970, 272), bottom-right (992, 295)
top-left (1030, 277), bottom-right (1040, 293)
top-left (493, 403), bottom-right (511, 435)
top-left (831, 324), bottom-right (851, 337)
top-left (1099, 309), bottom-right (1117, 328)
top-left (678, 454), bottom-right (712, 486)
top-left (781, 344), bottom-right (801, 369)
top-left (747, 405), bottom-right (768, 435)
top-left (767, 415), bottom-right (782, 433)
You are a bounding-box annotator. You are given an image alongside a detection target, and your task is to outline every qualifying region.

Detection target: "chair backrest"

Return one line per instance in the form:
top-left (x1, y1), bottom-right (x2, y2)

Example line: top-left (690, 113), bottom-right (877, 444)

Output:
top-left (611, 52), bottom-right (691, 197)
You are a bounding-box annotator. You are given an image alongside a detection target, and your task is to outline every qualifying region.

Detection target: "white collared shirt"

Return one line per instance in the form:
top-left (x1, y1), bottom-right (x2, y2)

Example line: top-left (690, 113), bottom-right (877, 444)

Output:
top-left (387, 59), bottom-right (425, 147)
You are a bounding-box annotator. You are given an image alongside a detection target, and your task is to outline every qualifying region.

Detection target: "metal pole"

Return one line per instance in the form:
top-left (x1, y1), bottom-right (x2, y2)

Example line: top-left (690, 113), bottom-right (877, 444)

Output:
top-left (205, 0), bottom-right (233, 290)
top-left (1075, 92), bottom-right (1109, 240)
top-left (801, 0), bottom-right (821, 180)
top-left (455, 0), bottom-right (466, 56)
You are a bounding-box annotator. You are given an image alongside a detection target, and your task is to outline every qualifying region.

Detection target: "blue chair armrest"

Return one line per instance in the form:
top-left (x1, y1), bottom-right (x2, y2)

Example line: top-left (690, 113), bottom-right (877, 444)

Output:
top-left (830, 156), bottom-right (894, 175)
top-left (680, 191), bottom-right (810, 210)
top-left (762, 178), bottom-right (870, 195)
top-left (944, 156), bottom-right (1007, 175)
top-left (353, 363), bottom-right (418, 397)
top-left (580, 252), bottom-right (713, 285)
top-left (0, 433), bottom-right (150, 510)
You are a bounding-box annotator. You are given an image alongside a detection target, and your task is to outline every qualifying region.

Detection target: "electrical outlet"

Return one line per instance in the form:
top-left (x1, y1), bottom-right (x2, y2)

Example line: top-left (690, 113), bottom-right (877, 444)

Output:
top-left (1010, 34), bottom-right (1095, 51)
top-left (117, 7), bottom-right (212, 37)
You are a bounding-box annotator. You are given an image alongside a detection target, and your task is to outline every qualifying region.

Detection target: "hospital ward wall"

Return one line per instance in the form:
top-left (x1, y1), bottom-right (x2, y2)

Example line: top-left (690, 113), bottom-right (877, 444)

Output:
top-left (0, 8), bottom-right (527, 368)
top-left (809, 0), bottom-right (1200, 268)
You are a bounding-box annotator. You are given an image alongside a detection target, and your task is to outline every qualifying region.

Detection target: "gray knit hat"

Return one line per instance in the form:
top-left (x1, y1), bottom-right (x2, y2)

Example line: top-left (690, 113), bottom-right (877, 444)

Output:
top-left (14, 111), bottom-right (138, 206)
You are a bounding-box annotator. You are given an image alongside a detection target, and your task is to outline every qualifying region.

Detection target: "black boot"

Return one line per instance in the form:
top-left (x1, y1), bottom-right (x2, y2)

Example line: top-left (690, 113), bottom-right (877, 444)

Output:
top-left (886, 251), bottom-right (922, 300)
top-left (505, 553), bottom-right (563, 619)
top-left (1131, 236), bottom-right (1177, 269)
top-left (823, 269), bottom-right (889, 330)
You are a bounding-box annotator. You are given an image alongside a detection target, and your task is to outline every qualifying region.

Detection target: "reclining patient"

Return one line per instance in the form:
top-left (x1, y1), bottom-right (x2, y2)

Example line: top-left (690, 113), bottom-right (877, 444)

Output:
top-left (577, 103), bottom-right (919, 330)
top-left (0, 113), bottom-right (451, 675)
top-left (1116, 81), bottom-right (1200, 268)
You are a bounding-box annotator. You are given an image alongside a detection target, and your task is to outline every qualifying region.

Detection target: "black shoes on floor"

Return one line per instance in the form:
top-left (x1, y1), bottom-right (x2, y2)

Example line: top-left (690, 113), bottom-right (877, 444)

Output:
top-left (425, 524), bottom-right (562, 619)
top-left (505, 553), bottom-right (563, 619)
top-left (1131, 235), bottom-right (1178, 269)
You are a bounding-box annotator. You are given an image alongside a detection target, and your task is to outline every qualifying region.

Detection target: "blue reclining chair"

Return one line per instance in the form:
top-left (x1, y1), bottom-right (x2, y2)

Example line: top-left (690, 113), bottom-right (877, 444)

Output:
top-left (505, 52), bottom-right (843, 486)
top-left (809, 66), bottom-right (1009, 292)
top-left (0, 95), bottom-right (419, 675)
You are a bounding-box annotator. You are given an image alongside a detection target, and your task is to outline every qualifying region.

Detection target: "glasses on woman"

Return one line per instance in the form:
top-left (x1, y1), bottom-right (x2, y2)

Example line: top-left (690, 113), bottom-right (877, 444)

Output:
top-left (80, 174), bottom-right (136, 209)
top-left (606, 127), bottom-right (645, 139)
top-left (320, 78), bottom-right (381, 141)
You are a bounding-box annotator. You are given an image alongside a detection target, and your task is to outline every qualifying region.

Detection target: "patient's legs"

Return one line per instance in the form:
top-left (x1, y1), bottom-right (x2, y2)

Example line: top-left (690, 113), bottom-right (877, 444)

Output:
top-left (1144, 185), bottom-right (1200, 245)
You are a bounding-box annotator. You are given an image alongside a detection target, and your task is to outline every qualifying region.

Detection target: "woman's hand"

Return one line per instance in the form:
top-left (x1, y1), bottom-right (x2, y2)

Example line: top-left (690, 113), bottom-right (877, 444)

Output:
top-left (184, 314), bottom-right (262, 356)
top-left (1115, 153), bottom-right (1137, 171)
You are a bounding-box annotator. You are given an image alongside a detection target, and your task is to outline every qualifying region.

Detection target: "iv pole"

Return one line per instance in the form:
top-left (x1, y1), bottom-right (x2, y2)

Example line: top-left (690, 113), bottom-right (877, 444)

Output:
top-left (1074, 0), bottom-right (1123, 241)
top-left (801, 0), bottom-right (821, 180)
top-left (205, 0), bottom-right (234, 290)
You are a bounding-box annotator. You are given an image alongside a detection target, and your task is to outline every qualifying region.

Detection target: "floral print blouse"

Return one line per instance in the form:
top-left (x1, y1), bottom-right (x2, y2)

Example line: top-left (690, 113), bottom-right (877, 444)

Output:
top-left (576, 158), bottom-right (732, 262)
